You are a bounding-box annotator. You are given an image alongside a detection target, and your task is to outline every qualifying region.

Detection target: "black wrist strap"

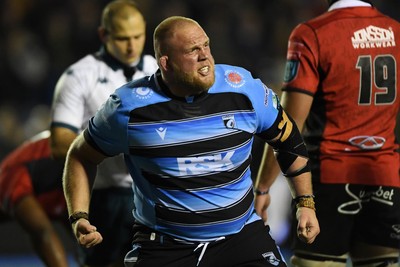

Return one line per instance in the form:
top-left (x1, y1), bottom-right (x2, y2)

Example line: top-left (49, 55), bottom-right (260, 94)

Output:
top-left (68, 212), bottom-right (89, 224)
top-left (284, 161), bottom-right (310, 178)
top-left (254, 188), bottom-right (270, 196)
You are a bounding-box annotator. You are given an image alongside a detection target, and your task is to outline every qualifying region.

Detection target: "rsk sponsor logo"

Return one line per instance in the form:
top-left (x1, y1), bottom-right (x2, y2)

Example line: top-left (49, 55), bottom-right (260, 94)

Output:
top-left (177, 152), bottom-right (234, 175)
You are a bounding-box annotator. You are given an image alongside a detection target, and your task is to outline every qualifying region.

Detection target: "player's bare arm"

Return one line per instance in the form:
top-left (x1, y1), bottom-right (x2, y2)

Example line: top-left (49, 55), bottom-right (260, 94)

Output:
top-left (63, 133), bottom-right (107, 247)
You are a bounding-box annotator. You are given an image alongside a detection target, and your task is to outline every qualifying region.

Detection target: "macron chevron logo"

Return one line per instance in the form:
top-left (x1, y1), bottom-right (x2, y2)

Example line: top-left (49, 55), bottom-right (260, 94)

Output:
top-left (156, 127), bottom-right (167, 140)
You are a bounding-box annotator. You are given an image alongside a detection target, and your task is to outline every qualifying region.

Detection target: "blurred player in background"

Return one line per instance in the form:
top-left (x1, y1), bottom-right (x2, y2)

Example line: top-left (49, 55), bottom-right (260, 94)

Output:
top-left (0, 130), bottom-right (79, 267)
top-left (256, 0), bottom-right (400, 266)
top-left (50, 1), bottom-right (158, 266)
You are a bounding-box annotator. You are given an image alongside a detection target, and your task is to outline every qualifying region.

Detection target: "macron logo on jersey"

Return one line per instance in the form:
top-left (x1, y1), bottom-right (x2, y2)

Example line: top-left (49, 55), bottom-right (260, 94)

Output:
top-left (351, 25), bottom-right (396, 49)
top-left (156, 127), bottom-right (167, 140)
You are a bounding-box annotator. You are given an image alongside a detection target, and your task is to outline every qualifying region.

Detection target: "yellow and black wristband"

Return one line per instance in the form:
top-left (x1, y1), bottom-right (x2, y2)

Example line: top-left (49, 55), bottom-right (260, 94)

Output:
top-left (294, 195), bottom-right (316, 211)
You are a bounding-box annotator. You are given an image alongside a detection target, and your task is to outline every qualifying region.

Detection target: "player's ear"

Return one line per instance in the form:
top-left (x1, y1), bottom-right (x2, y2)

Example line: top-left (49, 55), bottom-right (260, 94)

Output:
top-left (159, 56), bottom-right (169, 71)
top-left (98, 26), bottom-right (108, 43)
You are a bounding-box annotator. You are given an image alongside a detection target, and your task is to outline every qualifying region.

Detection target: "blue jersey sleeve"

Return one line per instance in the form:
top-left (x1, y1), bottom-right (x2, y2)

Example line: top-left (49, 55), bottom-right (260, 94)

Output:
top-left (87, 90), bottom-right (130, 156)
top-left (251, 81), bottom-right (280, 134)
top-left (222, 65), bottom-right (280, 134)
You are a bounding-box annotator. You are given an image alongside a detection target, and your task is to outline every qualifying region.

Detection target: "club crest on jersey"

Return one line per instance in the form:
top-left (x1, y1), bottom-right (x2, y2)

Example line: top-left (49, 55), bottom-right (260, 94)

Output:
top-left (283, 60), bottom-right (299, 83)
top-left (133, 87), bottom-right (153, 100)
top-left (225, 70), bottom-right (245, 88)
top-left (262, 252), bottom-right (280, 266)
top-left (222, 115), bottom-right (236, 129)
top-left (284, 41), bottom-right (303, 83)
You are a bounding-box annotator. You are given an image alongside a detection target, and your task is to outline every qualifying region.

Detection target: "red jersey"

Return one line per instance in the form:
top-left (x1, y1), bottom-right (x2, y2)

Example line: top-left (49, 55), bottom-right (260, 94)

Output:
top-left (282, 5), bottom-right (400, 186)
top-left (0, 131), bottom-right (66, 218)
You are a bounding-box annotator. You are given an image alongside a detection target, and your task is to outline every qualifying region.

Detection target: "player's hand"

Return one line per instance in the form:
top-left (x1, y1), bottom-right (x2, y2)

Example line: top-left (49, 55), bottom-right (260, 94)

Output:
top-left (72, 219), bottom-right (103, 248)
top-left (295, 207), bottom-right (319, 244)
top-left (254, 193), bottom-right (271, 223)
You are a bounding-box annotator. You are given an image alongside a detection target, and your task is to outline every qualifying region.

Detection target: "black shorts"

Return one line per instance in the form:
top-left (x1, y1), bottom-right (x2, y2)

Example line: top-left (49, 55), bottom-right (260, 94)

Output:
top-left (83, 187), bottom-right (135, 265)
top-left (125, 220), bottom-right (287, 267)
top-left (290, 183), bottom-right (400, 256)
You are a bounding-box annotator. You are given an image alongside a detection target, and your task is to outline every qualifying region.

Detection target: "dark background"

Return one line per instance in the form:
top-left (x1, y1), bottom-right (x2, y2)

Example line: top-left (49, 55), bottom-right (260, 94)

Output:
top-left (1, 0), bottom-right (399, 158)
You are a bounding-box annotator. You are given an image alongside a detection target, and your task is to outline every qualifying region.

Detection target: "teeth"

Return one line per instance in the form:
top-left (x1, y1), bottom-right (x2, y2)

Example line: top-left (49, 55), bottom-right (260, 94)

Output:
top-left (199, 66), bottom-right (209, 73)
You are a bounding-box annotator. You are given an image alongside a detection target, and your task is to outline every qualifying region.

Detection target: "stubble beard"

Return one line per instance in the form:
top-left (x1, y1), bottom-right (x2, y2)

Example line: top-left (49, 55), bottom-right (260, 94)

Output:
top-left (174, 71), bottom-right (215, 96)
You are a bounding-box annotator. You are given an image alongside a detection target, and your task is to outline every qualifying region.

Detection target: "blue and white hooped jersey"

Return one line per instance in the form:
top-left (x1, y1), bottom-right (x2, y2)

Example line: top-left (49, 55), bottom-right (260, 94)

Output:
top-left (86, 64), bottom-right (281, 241)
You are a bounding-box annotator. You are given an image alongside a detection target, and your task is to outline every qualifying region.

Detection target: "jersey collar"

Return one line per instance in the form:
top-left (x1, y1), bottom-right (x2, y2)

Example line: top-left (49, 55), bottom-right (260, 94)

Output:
top-left (328, 0), bottom-right (371, 12)
top-left (94, 46), bottom-right (144, 72)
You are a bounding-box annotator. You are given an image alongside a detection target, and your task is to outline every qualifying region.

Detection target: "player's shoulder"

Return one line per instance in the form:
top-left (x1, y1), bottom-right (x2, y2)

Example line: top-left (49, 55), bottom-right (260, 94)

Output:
top-left (29, 130), bottom-right (50, 143)
top-left (111, 74), bottom-right (167, 111)
top-left (115, 73), bottom-right (155, 97)
top-left (303, 6), bottom-right (396, 30)
top-left (63, 54), bottom-right (103, 76)
top-left (291, 10), bottom-right (336, 36)
top-left (215, 63), bottom-right (248, 72)
top-left (213, 64), bottom-right (264, 95)
top-left (0, 131), bottom-right (51, 168)
top-left (217, 63), bottom-right (260, 82)
top-left (69, 54), bottom-right (98, 69)
top-left (290, 8), bottom-right (354, 40)
top-left (14, 131), bottom-right (51, 154)
top-left (215, 64), bottom-right (253, 81)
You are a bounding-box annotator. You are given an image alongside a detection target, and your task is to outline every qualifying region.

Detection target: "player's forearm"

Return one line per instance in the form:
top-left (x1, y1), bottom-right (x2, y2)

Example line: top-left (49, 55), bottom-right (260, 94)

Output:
top-left (63, 158), bottom-right (93, 215)
top-left (63, 138), bottom-right (97, 215)
top-left (285, 156), bottom-right (313, 198)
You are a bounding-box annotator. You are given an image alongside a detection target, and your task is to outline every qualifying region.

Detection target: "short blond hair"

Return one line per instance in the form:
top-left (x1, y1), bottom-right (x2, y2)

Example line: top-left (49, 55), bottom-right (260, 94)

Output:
top-left (101, 0), bottom-right (144, 33)
top-left (153, 16), bottom-right (200, 60)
